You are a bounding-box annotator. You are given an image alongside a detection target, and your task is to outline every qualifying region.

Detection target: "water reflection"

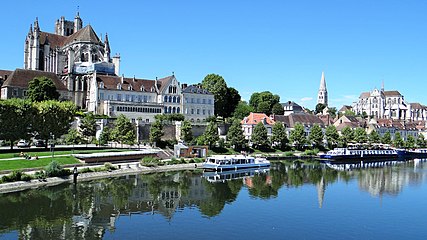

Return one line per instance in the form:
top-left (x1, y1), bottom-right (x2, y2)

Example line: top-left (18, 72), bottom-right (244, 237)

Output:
top-left (1, 159), bottom-right (427, 239)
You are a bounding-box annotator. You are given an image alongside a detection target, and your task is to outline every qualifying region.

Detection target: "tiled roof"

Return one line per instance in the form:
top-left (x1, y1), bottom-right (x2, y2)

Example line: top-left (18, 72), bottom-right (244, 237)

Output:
top-left (274, 113), bottom-right (324, 127)
top-left (384, 90), bottom-right (401, 97)
top-left (339, 105), bottom-right (352, 112)
top-left (182, 85), bottom-right (212, 95)
top-left (241, 112), bottom-right (275, 125)
top-left (96, 75), bottom-right (157, 92)
top-left (410, 103), bottom-right (425, 109)
top-left (376, 118), bottom-right (419, 131)
top-left (360, 92), bottom-right (370, 98)
top-left (2, 69), bottom-right (67, 91)
top-left (336, 122), bottom-right (360, 131)
top-left (62, 25), bottom-right (101, 46)
top-left (39, 32), bottom-right (68, 49)
top-left (157, 75), bottom-right (175, 93)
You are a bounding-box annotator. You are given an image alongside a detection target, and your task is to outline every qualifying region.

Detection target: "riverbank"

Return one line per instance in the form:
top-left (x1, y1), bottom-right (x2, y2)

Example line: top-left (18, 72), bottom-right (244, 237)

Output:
top-left (0, 162), bottom-right (201, 194)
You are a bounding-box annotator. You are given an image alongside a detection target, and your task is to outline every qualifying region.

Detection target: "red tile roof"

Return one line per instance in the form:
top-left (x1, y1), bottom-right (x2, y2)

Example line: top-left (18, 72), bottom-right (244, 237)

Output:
top-left (241, 112), bottom-right (275, 125)
top-left (2, 69), bottom-right (67, 91)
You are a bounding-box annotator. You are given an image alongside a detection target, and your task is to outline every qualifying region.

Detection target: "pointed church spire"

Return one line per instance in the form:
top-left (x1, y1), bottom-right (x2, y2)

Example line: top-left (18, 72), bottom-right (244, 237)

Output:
top-left (317, 71), bottom-right (328, 107)
top-left (104, 33), bottom-right (110, 52)
top-left (28, 24), bottom-right (33, 37)
top-left (319, 71), bottom-right (326, 90)
top-left (34, 17), bottom-right (39, 31)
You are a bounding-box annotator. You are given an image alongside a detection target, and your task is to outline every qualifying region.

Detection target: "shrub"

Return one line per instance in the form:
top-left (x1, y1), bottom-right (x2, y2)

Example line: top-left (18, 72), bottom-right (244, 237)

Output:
top-left (302, 149), bottom-right (320, 156)
top-left (45, 161), bottom-right (63, 177)
top-left (140, 156), bottom-right (161, 167)
top-left (34, 171), bottom-right (46, 179)
top-left (180, 158), bottom-right (187, 164)
top-left (79, 168), bottom-right (94, 173)
top-left (193, 158), bottom-right (205, 163)
top-left (283, 151), bottom-right (294, 157)
top-left (21, 174), bottom-right (33, 181)
top-left (104, 162), bottom-right (116, 171)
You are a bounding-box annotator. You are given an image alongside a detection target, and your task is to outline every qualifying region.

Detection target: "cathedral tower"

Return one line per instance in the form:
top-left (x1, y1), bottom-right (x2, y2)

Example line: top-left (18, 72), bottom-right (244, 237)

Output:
top-left (317, 71), bottom-right (328, 106)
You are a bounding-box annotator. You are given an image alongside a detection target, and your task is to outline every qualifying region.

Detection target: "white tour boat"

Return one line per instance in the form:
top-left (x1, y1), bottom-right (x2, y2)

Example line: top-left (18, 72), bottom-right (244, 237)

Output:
top-left (202, 155), bottom-right (271, 171)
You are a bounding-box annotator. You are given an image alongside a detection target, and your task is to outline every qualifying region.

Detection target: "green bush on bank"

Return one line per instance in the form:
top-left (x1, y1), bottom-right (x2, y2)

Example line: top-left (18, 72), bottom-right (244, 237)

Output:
top-left (301, 149), bottom-right (320, 156)
top-left (140, 156), bottom-right (163, 167)
top-left (45, 161), bottom-right (71, 177)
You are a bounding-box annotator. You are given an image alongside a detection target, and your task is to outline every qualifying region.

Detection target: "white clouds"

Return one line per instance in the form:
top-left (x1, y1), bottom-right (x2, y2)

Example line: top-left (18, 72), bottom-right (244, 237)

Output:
top-left (300, 97), bottom-right (313, 102)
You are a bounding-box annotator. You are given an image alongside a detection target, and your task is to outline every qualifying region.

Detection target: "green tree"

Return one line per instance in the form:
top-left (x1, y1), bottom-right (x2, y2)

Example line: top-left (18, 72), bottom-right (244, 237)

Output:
top-left (257, 101), bottom-right (271, 115)
top-left (111, 114), bottom-right (136, 145)
top-left (0, 99), bottom-right (35, 149)
top-left (309, 124), bottom-right (324, 148)
top-left (289, 123), bottom-right (306, 150)
top-left (180, 120), bottom-right (193, 143)
top-left (315, 103), bottom-right (326, 114)
top-left (80, 112), bottom-right (97, 144)
top-left (27, 76), bottom-right (60, 102)
top-left (368, 130), bottom-right (381, 144)
top-left (393, 132), bottom-right (404, 148)
top-left (251, 122), bottom-right (270, 149)
top-left (226, 120), bottom-right (247, 150)
top-left (232, 101), bottom-right (254, 120)
top-left (341, 126), bottom-right (354, 145)
top-left (64, 128), bottom-right (81, 145)
top-left (99, 126), bottom-right (112, 145)
top-left (272, 103), bottom-right (284, 115)
top-left (33, 101), bottom-right (77, 148)
top-left (327, 107), bottom-right (337, 118)
top-left (381, 131), bottom-right (392, 145)
top-left (325, 125), bottom-right (339, 149)
top-left (224, 87), bottom-right (241, 119)
top-left (344, 110), bottom-right (356, 116)
top-left (416, 134), bottom-right (427, 148)
top-left (406, 135), bottom-right (415, 149)
top-left (201, 74), bottom-right (228, 118)
top-left (353, 127), bottom-right (367, 143)
top-left (149, 120), bottom-right (163, 145)
top-left (202, 121), bottom-right (219, 148)
top-left (249, 91), bottom-right (280, 115)
top-left (271, 122), bottom-right (288, 149)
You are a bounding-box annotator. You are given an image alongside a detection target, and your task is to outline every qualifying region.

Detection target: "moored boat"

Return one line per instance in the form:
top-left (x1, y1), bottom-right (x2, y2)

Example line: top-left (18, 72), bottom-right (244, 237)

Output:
top-left (203, 167), bottom-right (270, 183)
top-left (395, 149), bottom-right (427, 159)
top-left (319, 148), bottom-right (399, 160)
top-left (202, 155), bottom-right (270, 171)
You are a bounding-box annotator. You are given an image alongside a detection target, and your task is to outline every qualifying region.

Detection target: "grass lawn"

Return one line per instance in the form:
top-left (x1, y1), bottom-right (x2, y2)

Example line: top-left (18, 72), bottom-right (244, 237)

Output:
top-left (0, 156), bottom-right (80, 171)
top-left (0, 149), bottom-right (130, 160)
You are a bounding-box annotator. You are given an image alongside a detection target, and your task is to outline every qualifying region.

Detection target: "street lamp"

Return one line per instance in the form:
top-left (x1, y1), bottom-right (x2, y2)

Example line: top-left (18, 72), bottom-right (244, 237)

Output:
top-left (50, 133), bottom-right (55, 159)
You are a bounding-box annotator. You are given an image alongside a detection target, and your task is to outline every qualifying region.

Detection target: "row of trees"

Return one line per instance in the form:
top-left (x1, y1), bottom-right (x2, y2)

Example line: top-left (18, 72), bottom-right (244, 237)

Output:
top-left (0, 98), bottom-right (76, 149)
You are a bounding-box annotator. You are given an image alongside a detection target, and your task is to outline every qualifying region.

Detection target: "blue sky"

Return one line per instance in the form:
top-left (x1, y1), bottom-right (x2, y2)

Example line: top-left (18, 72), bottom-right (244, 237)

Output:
top-left (1, 0), bottom-right (427, 110)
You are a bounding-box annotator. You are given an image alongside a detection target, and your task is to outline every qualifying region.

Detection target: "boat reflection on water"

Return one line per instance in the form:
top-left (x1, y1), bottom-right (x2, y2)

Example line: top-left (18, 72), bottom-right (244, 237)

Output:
top-left (202, 167), bottom-right (270, 183)
top-left (323, 158), bottom-right (427, 171)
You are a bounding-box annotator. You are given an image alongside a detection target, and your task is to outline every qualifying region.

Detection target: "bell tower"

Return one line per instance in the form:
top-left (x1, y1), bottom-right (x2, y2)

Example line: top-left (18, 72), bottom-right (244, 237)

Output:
top-left (317, 71), bottom-right (328, 106)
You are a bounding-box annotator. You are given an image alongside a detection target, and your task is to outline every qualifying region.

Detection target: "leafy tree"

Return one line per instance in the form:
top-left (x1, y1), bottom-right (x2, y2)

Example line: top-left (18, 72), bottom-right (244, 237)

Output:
top-left (249, 91), bottom-right (280, 115)
top-left (202, 74), bottom-right (228, 118)
top-left (180, 120), bottom-right (193, 143)
top-left (368, 130), bottom-right (381, 144)
top-left (202, 121), bottom-right (219, 148)
top-left (344, 110), bottom-right (356, 116)
top-left (381, 131), bottom-right (392, 145)
top-left (315, 103), bottom-right (326, 114)
top-left (325, 125), bottom-right (339, 149)
top-left (233, 101), bottom-right (254, 120)
top-left (149, 120), bottom-right (163, 145)
top-left (289, 123), bottom-right (306, 150)
top-left (353, 127), bottom-right (367, 143)
top-left (0, 99), bottom-right (35, 149)
top-left (80, 112), bottom-right (97, 144)
top-left (327, 107), bottom-right (337, 118)
top-left (393, 132), bottom-right (404, 148)
top-left (111, 114), bottom-right (136, 145)
top-left (271, 122), bottom-right (288, 149)
top-left (64, 128), bottom-right (81, 145)
top-left (226, 120), bottom-right (247, 150)
top-left (272, 103), bottom-right (284, 115)
top-left (99, 126), bottom-right (112, 145)
top-left (309, 124), bottom-right (324, 148)
top-left (27, 76), bottom-right (60, 102)
top-left (416, 134), bottom-right (427, 148)
top-left (405, 135), bottom-right (415, 149)
top-left (341, 126), bottom-right (354, 145)
top-left (33, 101), bottom-right (77, 148)
top-left (257, 101), bottom-right (271, 115)
top-left (224, 87), bottom-right (241, 118)
top-left (251, 122), bottom-right (270, 149)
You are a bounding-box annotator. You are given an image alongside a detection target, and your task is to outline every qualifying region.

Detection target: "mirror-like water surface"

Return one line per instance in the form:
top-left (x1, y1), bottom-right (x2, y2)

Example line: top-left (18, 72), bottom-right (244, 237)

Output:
top-left (1, 159), bottom-right (427, 240)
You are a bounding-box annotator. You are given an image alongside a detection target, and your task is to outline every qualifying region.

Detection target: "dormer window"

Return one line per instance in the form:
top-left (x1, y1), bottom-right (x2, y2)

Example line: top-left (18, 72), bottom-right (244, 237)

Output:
top-left (99, 82), bottom-right (104, 88)
top-left (117, 83), bottom-right (121, 90)
top-left (140, 86), bottom-right (145, 92)
top-left (128, 85), bottom-right (133, 91)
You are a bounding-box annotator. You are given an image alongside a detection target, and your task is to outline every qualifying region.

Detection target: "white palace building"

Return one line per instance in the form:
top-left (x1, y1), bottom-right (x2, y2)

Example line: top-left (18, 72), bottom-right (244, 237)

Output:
top-left (0, 13), bottom-right (214, 123)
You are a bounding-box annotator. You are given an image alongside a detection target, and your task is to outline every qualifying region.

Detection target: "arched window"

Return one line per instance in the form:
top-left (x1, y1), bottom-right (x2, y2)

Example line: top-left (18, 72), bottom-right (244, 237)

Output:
top-left (177, 97), bottom-right (180, 103)
top-left (172, 107), bottom-right (176, 113)
top-left (168, 96), bottom-right (172, 102)
top-left (117, 83), bottom-right (121, 90)
top-left (173, 96), bottom-right (176, 103)
top-left (177, 107), bottom-right (180, 114)
top-left (164, 96), bottom-right (168, 102)
top-left (164, 107), bottom-right (168, 113)
top-left (168, 106), bottom-right (172, 114)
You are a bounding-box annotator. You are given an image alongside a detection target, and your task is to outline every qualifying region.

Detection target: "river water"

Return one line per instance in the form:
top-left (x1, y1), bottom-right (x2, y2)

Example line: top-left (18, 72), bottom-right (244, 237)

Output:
top-left (1, 159), bottom-right (427, 240)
